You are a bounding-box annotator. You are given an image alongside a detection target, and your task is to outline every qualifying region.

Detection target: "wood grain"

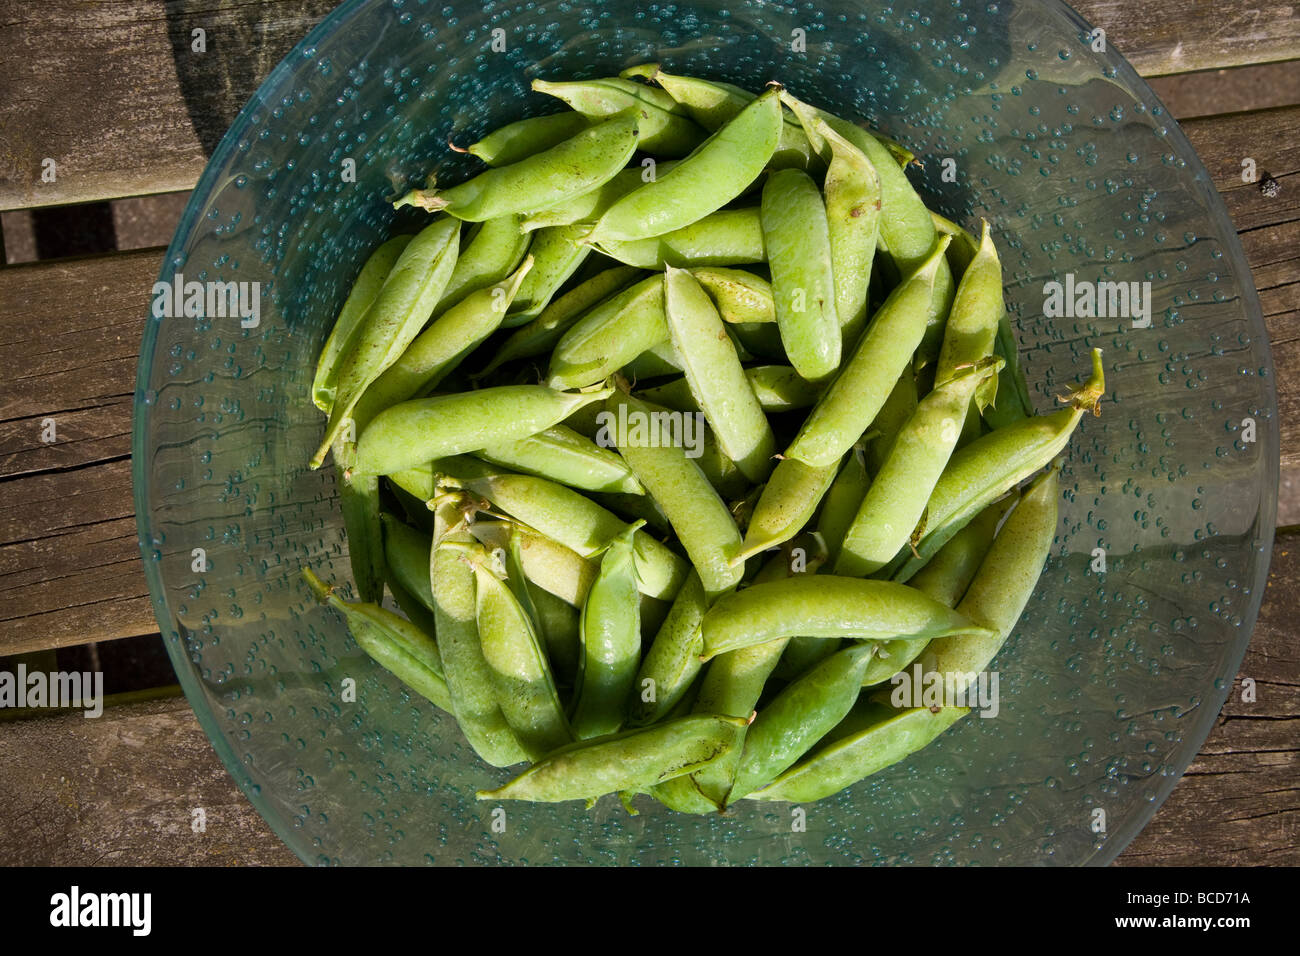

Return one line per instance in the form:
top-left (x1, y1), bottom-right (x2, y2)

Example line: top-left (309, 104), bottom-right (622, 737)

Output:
top-left (0, 250), bottom-right (159, 653)
top-left (0, 0), bottom-right (1297, 211)
top-left (0, 695), bottom-right (299, 865)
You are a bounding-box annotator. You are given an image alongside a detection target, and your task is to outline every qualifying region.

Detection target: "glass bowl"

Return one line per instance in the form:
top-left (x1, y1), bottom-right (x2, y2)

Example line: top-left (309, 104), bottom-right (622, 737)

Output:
top-left (133, 0), bottom-right (1277, 865)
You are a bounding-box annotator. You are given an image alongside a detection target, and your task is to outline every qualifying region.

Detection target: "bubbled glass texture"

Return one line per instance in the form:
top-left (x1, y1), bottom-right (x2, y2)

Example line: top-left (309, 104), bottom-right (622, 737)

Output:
top-left (134, 0), bottom-right (1276, 865)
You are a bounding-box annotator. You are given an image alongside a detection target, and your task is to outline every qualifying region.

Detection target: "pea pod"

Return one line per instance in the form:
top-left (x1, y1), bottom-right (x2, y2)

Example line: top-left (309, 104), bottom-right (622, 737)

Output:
top-left (466, 111), bottom-right (591, 166)
top-left (531, 77), bottom-right (705, 156)
top-left (334, 437), bottom-right (385, 603)
top-left (520, 165), bottom-right (675, 232)
top-left (311, 217), bottom-right (460, 468)
top-left (624, 65), bottom-right (817, 170)
top-left (935, 220), bottom-right (1003, 411)
top-left (505, 225), bottom-right (592, 327)
top-left (629, 571), bottom-right (708, 726)
top-left (761, 167), bottom-right (840, 383)
top-left (396, 112), bottom-right (640, 221)
top-left (747, 704), bottom-right (968, 803)
top-left (303, 568), bottom-right (453, 713)
top-left (547, 275), bottom-right (666, 390)
top-left (471, 547), bottom-right (571, 757)
top-left (478, 265), bottom-right (640, 375)
top-left (380, 512), bottom-right (434, 610)
top-left (782, 101), bottom-right (882, 348)
top-left (890, 349), bottom-right (1103, 581)
top-left (440, 471), bottom-right (687, 601)
top-left (352, 256), bottom-right (534, 426)
top-left (477, 713), bottom-right (748, 803)
top-left (663, 266), bottom-right (776, 483)
top-left (312, 235), bottom-right (412, 414)
top-left (354, 384), bottom-right (611, 476)
top-left (531, 584), bottom-right (581, 687)
top-left (604, 389), bottom-right (743, 599)
top-left (784, 236), bottom-right (951, 468)
top-left (435, 214), bottom-right (532, 315)
top-left (588, 88), bottom-right (782, 243)
top-left (595, 207), bottom-right (765, 269)
top-left (727, 642), bottom-right (876, 802)
top-left (983, 313), bottom-right (1034, 430)
top-left (866, 371), bottom-right (918, 475)
top-left (735, 456), bottom-right (841, 564)
top-left (476, 424), bottom-right (645, 495)
top-left (835, 357), bottom-right (1002, 577)
top-left (429, 493), bottom-right (528, 767)
top-left (469, 518), bottom-right (598, 608)
top-left (860, 491), bottom-right (1018, 688)
top-left (690, 267), bottom-right (775, 324)
top-left (571, 523), bottom-right (643, 739)
top-left (699, 576), bottom-right (996, 660)
top-left (814, 444), bottom-right (871, 568)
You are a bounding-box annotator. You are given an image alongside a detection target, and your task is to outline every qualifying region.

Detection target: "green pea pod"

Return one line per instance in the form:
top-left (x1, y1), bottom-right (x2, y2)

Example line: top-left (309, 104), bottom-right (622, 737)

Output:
top-left (860, 491), bottom-right (1018, 688)
top-left (638, 365), bottom-right (815, 416)
top-left (311, 217), bottom-right (460, 468)
top-left (621, 341), bottom-right (684, 382)
top-left (435, 215), bottom-right (532, 315)
top-left (835, 357), bottom-right (1002, 577)
top-left (466, 111), bottom-right (591, 166)
top-left (547, 275), bottom-right (666, 390)
top-left (531, 584), bottom-right (581, 688)
top-left (470, 518), bottom-right (598, 608)
top-left (691, 267), bottom-right (775, 324)
top-left (735, 456), bottom-right (840, 564)
top-left (683, 552), bottom-right (800, 804)
top-left (629, 571), bottom-right (708, 726)
top-left (866, 370), bottom-right (919, 475)
top-left (440, 471), bottom-right (686, 601)
top-left (814, 444), bottom-right (871, 569)
top-left (380, 512), bottom-right (434, 610)
top-left (505, 225), bottom-right (591, 326)
top-left (931, 211), bottom-right (981, 280)
top-left (312, 235), bottom-right (412, 414)
top-left (396, 112), bottom-right (640, 221)
top-left (352, 256), bottom-right (534, 426)
top-left (571, 523), bottom-right (643, 739)
top-left (531, 77), bottom-right (705, 156)
top-left (354, 384), bottom-right (612, 476)
top-left (520, 165), bottom-right (675, 232)
top-left (471, 549), bottom-right (572, 758)
top-left (983, 313), bottom-right (1034, 430)
top-left (334, 437), bottom-right (385, 603)
top-left (386, 569), bottom-right (439, 639)
top-left (603, 390), bottom-right (743, 599)
top-left (624, 65), bottom-right (817, 170)
top-left (477, 713), bottom-right (748, 803)
top-left (747, 704), bottom-right (968, 803)
top-left (595, 207), bottom-right (766, 270)
top-left (918, 465), bottom-right (1059, 698)
top-left (588, 88), bottom-right (782, 243)
top-left (699, 576), bottom-right (996, 661)
top-left (890, 349), bottom-right (1103, 582)
top-left (476, 424), bottom-right (645, 495)
top-left (782, 101), bottom-right (882, 349)
top-left (478, 265), bottom-right (640, 376)
top-left (302, 568), bottom-right (453, 713)
top-left (430, 494), bottom-right (529, 767)
top-left (664, 266), bottom-right (776, 483)
top-left (727, 642), bottom-right (876, 802)
top-left (784, 236), bottom-right (951, 468)
top-left (761, 167), bottom-right (840, 383)
top-left (935, 221), bottom-right (1003, 412)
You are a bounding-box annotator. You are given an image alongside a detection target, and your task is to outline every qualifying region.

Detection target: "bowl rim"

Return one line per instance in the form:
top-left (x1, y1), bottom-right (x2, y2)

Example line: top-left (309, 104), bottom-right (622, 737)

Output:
top-left (132, 0), bottom-right (1279, 866)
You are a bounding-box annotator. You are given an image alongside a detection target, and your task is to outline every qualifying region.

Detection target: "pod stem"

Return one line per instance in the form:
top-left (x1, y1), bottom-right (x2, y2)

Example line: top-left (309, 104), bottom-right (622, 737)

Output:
top-left (1058, 348), bottom-right (1106, 416)
top-left (392, 189), bottom-right (449, 213)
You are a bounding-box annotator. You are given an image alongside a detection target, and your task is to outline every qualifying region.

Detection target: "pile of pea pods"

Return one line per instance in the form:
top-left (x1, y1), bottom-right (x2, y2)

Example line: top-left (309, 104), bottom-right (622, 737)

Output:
top-left (303, 66), bottom-right (1107, 812)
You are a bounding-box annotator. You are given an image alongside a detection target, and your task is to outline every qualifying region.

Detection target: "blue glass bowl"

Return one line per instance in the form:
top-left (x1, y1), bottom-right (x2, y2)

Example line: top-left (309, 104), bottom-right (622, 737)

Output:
top-left (133, 0), bottom-right (1277, 865)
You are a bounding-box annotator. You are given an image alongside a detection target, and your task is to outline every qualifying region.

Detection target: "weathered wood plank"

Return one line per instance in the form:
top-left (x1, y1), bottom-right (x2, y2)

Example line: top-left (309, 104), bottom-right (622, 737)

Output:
top-left (1115, 534), bottom-right (1300, 865)
top-left (0, 695), bottom-right (300, 865)
top-left (0, 250), bottom-right (159, 653)
top-left (0, 0), bottom-right (1296, 211)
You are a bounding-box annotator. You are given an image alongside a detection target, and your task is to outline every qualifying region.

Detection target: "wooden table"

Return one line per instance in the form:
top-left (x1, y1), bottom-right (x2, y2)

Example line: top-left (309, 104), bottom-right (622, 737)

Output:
top-left (0, 0), bottom-right (1296, 866)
